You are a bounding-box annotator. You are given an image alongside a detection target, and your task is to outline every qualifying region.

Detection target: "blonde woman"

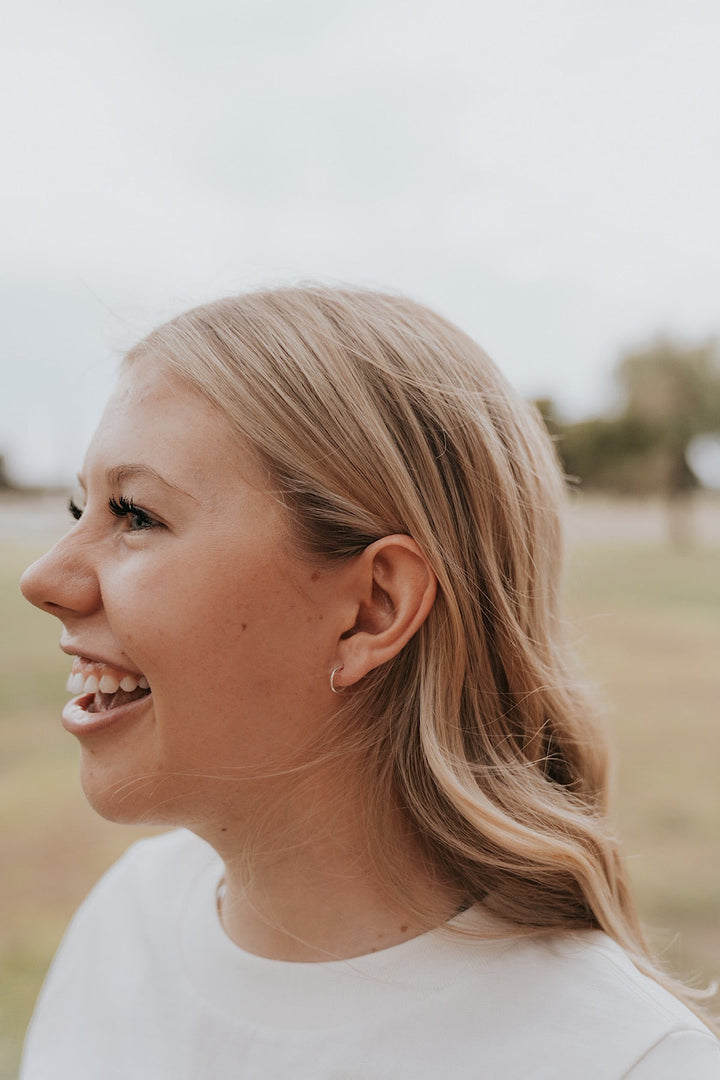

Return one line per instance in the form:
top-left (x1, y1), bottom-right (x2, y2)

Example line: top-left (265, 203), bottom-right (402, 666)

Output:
top-left (20, 287), bottom-right (719, 1078)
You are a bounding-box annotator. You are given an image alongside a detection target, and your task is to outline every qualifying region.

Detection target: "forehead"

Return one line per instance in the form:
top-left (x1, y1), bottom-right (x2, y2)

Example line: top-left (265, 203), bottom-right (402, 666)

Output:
top-left (84, 360), bottom-right (265, 498)
top-left (113, 359), bottom-right (207, 416)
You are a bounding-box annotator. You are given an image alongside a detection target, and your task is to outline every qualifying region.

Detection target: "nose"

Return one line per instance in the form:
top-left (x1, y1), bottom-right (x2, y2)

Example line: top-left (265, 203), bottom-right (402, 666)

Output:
top-left (20, 530), bottom-right (102, 620)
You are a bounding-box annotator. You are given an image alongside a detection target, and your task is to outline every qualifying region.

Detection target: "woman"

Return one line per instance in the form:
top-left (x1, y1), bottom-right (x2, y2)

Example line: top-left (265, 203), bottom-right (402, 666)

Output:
top-left (20, 286), bottom-right (719, 1078)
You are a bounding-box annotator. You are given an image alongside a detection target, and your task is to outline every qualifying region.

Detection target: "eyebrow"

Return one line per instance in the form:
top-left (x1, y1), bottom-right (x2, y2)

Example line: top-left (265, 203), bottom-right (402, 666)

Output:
top-left (77, 464), bottom-right (198, 502)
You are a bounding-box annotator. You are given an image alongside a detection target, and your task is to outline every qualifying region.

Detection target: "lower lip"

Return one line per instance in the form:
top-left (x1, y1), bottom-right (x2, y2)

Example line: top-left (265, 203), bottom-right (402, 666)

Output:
top-left (62, 692), bottom-right (153, 736)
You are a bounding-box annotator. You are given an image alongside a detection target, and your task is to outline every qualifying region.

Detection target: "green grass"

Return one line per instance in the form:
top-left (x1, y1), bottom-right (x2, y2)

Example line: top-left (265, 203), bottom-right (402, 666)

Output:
top-left (2, 531), bottom-right (719, 1074)
top-left (565, 543), bottom-right (720, 993)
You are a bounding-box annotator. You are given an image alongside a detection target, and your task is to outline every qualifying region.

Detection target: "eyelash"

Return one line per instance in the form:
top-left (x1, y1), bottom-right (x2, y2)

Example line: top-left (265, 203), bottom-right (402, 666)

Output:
top-left (68, 496), bottom-right (160, 532)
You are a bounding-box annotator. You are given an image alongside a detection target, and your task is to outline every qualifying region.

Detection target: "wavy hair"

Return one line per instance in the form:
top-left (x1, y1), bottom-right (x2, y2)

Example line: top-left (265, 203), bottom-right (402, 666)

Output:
top-left (127, 285), bottom-right (715, 1027)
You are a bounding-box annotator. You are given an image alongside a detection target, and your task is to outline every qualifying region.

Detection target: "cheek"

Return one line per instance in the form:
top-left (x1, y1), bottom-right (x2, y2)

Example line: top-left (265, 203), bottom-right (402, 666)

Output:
top-left (104, 549), bottom-right (330, 757)
top-left (107, 554), bottom-right (262, 659)
top-left (108, 559), bottom-right (300, 706)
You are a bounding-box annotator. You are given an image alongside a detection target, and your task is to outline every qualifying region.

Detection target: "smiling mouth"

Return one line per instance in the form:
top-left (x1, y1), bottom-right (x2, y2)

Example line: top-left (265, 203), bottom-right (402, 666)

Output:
top-left (85, 686), bottom-right (151, 713)
top-left (67, 661), bottom-right (151, 714)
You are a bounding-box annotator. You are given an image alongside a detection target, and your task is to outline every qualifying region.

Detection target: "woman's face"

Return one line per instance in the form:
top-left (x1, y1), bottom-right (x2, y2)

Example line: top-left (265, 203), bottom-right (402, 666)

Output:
top-left (21, 360), bottom-right (350, 829)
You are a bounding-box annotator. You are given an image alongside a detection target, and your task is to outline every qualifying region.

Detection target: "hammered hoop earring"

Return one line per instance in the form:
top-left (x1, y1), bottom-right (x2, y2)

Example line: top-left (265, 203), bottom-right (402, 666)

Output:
top-left (330, 666), bottom-right (345, 694)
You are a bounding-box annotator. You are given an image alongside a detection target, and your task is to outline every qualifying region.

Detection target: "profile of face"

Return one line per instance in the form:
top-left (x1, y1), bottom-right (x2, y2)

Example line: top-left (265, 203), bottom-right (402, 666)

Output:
top-left (20, 360), bottom-right (357, 829)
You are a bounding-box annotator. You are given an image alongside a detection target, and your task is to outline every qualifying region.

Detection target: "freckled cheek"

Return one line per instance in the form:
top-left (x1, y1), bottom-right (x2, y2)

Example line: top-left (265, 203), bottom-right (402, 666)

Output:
top-left (107, 593), bottom-right (263, 699)
top-left (107, 559), bottom-right (308, 695)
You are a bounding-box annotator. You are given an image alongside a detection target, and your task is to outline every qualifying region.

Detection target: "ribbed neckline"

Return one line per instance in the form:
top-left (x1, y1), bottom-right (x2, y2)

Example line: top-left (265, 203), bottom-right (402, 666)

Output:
top-left (178, 845), bottom-right (511, 1031)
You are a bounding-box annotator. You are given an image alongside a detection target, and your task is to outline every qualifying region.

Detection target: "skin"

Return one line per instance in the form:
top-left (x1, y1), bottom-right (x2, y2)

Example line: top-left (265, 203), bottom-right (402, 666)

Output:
top-left (21, 359), bottom-right (461, 960)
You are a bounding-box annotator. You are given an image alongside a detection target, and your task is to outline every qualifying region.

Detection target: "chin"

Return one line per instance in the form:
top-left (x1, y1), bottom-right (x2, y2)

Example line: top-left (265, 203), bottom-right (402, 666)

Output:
top-left (78, 756), bottom-right (179, 827)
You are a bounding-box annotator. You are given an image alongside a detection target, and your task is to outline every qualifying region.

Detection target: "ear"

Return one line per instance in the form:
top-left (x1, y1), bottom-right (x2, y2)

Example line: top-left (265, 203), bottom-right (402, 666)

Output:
top-left (330, 535), bottom-right (437, 690)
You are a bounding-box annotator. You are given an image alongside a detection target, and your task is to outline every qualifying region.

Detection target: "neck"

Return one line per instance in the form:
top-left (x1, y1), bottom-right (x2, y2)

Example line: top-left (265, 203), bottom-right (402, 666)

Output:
top-left (200, 783), bottom-right (464, 962)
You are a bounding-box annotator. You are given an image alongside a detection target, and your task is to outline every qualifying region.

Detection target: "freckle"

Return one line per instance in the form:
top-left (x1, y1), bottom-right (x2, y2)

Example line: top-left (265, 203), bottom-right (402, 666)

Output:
top-left (241, 623), bottom-right (247, 631)
top-left (310, 571), bottom-right (320, 582)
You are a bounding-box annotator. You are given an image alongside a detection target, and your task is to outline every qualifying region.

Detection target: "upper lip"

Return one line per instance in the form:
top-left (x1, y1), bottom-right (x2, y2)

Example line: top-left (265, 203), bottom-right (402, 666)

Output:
top-left (60, 643), bottom-right (145, 677)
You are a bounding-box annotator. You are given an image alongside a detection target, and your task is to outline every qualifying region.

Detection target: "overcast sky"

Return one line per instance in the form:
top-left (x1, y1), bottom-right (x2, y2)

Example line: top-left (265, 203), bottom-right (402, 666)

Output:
top-left (2, 0), bottom-right (719, 484)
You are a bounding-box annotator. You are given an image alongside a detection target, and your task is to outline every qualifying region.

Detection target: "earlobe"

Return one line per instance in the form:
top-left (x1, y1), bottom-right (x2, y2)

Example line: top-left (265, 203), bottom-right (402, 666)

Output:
top-left (332, 535), bottom-right (436, 689)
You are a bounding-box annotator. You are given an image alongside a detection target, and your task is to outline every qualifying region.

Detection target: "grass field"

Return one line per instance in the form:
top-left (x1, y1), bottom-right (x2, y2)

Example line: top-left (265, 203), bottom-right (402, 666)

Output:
top-left (1, 495), bottom-right (719, 1075)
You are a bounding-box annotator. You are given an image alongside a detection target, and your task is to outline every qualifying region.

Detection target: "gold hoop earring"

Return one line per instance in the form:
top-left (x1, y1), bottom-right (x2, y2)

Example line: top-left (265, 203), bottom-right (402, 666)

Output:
top-left (330, 666), bottom-right (345, 694)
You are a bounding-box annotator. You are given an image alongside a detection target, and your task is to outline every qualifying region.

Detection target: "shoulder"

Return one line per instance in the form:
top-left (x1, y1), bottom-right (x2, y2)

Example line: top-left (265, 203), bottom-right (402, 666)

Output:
top-left (91, 828), bottom-right (218, 895)
top-left (428, 917), bottom-right (719, 1077)
top-left (21, 831), bottom-right (221, 1078)
top-left (537, 930), bottom-right (711, 1030)
top-left (25, 831), bottom-right (217, 1008)
top-left (55, 829), bottom-right (218, 950)
top-left (623, 1029), bottom-right (720, 1078)
top-left (491, 928), bottom-right (718, 1073)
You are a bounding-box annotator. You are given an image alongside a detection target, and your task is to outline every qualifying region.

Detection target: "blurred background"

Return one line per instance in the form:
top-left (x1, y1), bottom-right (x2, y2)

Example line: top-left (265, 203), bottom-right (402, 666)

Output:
top-left (1, 0), bottom-right (719, 1073)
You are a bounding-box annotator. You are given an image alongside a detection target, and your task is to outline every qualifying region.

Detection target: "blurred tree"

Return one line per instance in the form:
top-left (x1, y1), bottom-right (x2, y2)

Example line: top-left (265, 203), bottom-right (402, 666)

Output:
top-left (617, 338), bottom-right (720, 478)
top-left (540, 338), bottom-right (720, 546)
top-left (615, 338), bottom-right (720, 544)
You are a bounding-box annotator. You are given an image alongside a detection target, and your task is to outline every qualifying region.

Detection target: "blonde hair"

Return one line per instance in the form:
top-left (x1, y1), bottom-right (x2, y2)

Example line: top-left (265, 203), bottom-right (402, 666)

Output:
top-left (127, 285), bottom-right (714, 1025)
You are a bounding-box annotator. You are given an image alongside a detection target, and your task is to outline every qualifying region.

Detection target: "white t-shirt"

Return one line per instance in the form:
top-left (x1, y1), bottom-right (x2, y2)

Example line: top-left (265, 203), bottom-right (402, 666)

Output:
top-left (21, 830), bottom-right (719, 1079)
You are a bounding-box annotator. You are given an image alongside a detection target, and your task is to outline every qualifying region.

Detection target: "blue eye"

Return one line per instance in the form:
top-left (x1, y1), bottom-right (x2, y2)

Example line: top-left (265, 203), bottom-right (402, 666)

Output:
top-left (108, 495), bottom-right (159, 531)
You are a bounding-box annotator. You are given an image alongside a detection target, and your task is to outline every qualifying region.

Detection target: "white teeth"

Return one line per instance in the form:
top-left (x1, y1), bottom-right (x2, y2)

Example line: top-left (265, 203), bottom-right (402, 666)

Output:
top-left (67, 666), bottom-right (150, 697)
top-left (66, 672), bottom-right (86, 694)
